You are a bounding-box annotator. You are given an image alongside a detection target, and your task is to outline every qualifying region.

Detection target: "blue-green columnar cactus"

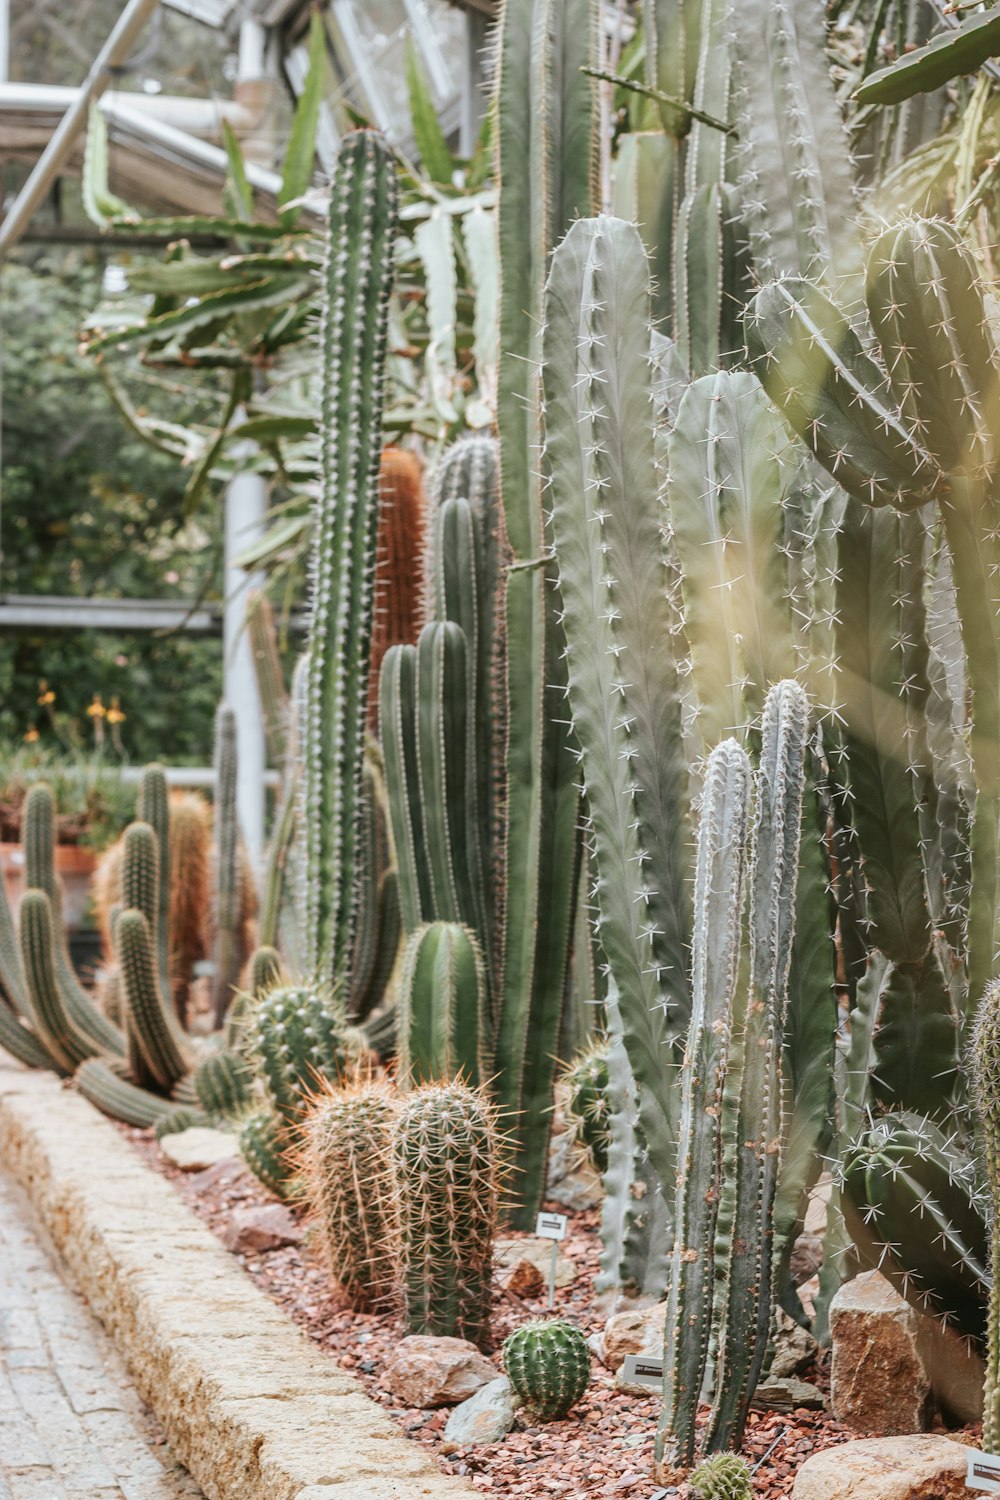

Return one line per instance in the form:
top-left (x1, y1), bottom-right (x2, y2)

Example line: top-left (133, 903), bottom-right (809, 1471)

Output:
top-left (502, 1320), bottom-right (591, 1422)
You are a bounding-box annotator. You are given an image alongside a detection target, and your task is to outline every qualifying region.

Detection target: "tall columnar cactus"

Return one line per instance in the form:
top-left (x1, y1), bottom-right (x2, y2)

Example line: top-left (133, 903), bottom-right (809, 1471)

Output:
top-left (122, 822), bottom-right (160, 944)
top-left (248, 985), bottom-right (357, 1123)
top-left (973, 979), bottom-right (1000, 1448)
top-left (248, 591), bottom-right (291, 770)
top-left (212, 703), bottom-right (243, 1026)
top-left (118, 909), bottom-right (191, 1092)
top-left (841, 1110), bottom-right (988, 1344)
top-left (19, 890), bottom-right (95, 1073)
top-left (349, 751), bottom-right (401, 1023)
top-left (392, 1080), bottom-right (501, 1345)
top-left (299, 1074), bottom-right (399, 1309)
top-left (502, 1320), bottom-right (591, 1422)
top-left (368, 447), bottom-right (427, 728)
top-left (493, 0), bottom-right (597, 1225)
top-left (660, 739), bottom-right (751, 1471)
top-left (137, 764), bottom-right (171, 999)
top-left (300, 129), bottom-right (398, 999)
top-left (397, 922), bottom-right (489, 1088)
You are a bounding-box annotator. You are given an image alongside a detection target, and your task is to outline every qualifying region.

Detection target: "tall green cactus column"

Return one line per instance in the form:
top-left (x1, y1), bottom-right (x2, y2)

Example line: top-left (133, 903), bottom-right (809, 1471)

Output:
top-left (973, 979), bottom-right (1000, 1450)
top-left (493, 0), bottom-right (598, 1225)
top-left (300, 129), bottom-right (398, 1005)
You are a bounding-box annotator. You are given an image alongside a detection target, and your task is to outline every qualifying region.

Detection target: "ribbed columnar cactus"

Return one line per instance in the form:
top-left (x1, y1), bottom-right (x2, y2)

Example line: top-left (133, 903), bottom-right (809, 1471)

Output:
top-left (122, 822), bottom-right (160, 944)
top-left (397, 922), bottom-right (489, 1088)
top-left (212, 702), bottom-right (242, 1025)
top-left (300, 1075), bottom-right (399, 1309)
top-left (841, 1110), bottom-right (988, 1343)
top-left (502, 1320), bottom-right (590, 1422)
top-left (74, 1057), bottom-right (177, 1128)
top-left (239, 1110), bottom-right (293, 1200)
top-left (973, 979), bottom-right (1000, 1448)
top-left (248, 985), bottom-right (357, 1123)
top-left (660, 739), bottom-right (751, 1471)
top-left (561, 1040), bottom-right (611, 1175)
top-left (118, 909), bottom-right (191, 1092)
top-left (248, 592), bottom-right (291, 770)
top-left (300, 129), bottom-right (397, 998)
top-left (349, 752), bottom-right (400, 1022)
top-left (690, 1454), bottom-right (753, 1500)
top-left (193, 1050), bottom-right (252, 1117)
top-left (368, 447), bottom-right (427, 728)
top-left (137, 764), bottom-right (171, 999)
top-left (392, 1081), bottom-right (500, 1345)
top-left (19, 890), bottom-right (93, 1073)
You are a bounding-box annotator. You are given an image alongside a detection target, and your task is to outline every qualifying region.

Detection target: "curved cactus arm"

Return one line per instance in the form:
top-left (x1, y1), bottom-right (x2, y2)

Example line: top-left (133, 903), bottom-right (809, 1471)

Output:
top-left (0, 856), bottom-right (28, 1017)
top-left (703, 679), bottom-right (810, 1456)
top-left (0, 996), bottom-right (59, 1071)
top-left (137, 765), bottom-right (171, 1000)
top-left (744, 278), bottom-right (941, 511)
top-left (542, 214), bottom-right (691, 1203)
top-left (119, 909), bottom-right (191, 1092)
top-left (19, 890), bottom-right (95, 1073)
top-left (301, 129), bottom-right (398, 996)
top-left (495, 0), bottom-right (597, 1227)
top-left (669, 370), bottom-right (796, 747)
top-left (729, 0), bottom-right (860, 290)
top-left (74, 1057), bottom-right (179, 1128)
top-left (659, 738), bottom-right (751, 1474)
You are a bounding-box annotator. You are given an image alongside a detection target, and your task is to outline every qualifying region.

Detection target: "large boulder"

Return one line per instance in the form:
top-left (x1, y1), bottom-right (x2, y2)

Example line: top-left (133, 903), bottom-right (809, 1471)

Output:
top-left (830, 1271), bottom-right (983, 1432)
top-left (442, 1377), bottom-right (516, 1451)
top-left (383, 1336), bottom-right (497, 1409)
top-left (793, 1436), bottom-right (969, 1500)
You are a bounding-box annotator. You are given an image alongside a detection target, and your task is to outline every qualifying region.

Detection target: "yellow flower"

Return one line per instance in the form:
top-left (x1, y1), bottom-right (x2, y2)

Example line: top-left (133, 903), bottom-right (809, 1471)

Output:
top-left (86, 695), bottom-right (106, 719)
top-left (36, 681), bottom-right (55, 707)
top-left (106, 697), bottom-right (126, 725)
top-left (24, 727), bottom-right (39, 743)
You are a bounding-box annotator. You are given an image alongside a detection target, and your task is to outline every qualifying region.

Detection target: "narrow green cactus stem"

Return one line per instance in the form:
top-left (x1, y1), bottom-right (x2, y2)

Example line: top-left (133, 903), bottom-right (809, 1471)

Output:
top-left (674, 183), bottom-right (752, 377)
top-left (561, 1039), bottom-right (611, 1175)
top-left (542, 213), bottom-right (691, 1206)
top-left (75, 1057), bottom-right (177, 1128)
top-left (973, 979), bottom-right (1000, 1448)
top-left (0, 855), bottom-right (28, 1017)
top-left (502, 1320), bottom-right (591, 1421)
top-left (248, 591), bottom-right (290, 769)
top-left (301, 129), bottom-right (398, 998)
top-left (398, 922), bottom-right (489, 1088)
top-left (0, 998), bottom-right (58, 1071)
top-left (155, 1106), bottom-right (211, 1138)
top-left (19, 890), bottom-right (95, 1073)
top-left (494, 0), bottom-right (597, 1226)
top-left (704, 680), bottom-right (809, 1456)
top-left (239, 1110), bottom-right (293, 1199)
top-left (659, 738), bottom-right (751, 1473)
top-left (212, 703), bottom-right (242, 1026)
top-left (392, 1081), bottom-right (500, 1345)
top-left (118, 909), bottom-right (191, 1092)
top-left (380, 644), bottom-right (433, 933)
top-left (260, 651), bottom-right (307, 950)
top-left (137, 764), bottom-right (171, 1001)
top-left (194, 1050), bottom-right (252, 1117)
top-left (23, 782), bottom-right (56, 904)
top-left (122, 822), bottom-right (160, 951)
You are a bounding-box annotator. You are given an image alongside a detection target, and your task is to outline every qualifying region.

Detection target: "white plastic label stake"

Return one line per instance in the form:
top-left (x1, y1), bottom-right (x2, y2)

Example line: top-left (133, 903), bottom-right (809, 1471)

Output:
top-left (535, 1212), bottom-right (568, 1241)
top-left (967, 1453), bottom-right (1000, 1493)
top-left (621, 1353), bottom-right (664, 1389)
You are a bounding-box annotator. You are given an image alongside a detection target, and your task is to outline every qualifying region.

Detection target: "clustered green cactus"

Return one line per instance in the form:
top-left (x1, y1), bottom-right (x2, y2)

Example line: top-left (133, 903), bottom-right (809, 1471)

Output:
top-left (502, 1319), bottom-right (591, 1422)
top-left (247, 985), bottom-right (359, 1124)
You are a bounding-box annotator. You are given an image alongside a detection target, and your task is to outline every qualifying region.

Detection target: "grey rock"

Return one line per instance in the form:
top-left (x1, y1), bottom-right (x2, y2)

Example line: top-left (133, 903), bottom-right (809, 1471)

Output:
top-left (442, 1377), bottom-right (515, 1452)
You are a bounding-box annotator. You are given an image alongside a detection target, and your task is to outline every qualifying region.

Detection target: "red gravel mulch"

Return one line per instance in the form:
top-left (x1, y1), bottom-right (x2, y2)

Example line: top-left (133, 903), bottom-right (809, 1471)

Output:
top-left (117, 1123), bottom-right (917, 1499)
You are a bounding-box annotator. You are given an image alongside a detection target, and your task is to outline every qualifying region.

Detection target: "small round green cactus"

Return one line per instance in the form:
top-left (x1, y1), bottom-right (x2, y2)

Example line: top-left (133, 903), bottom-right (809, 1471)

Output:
top-left (300, 1074), bottom-right (399, 1309)
top-left (561, 1040), bottom-right (611, 1174)
top-left (690, 1453), bottom-right (754, 1500)
top-left (239, 1109), bottom-right (293, 1200)
top-left (502, 1319), bottom-right (590, 1422)
top-left (248, 985), bottom-right (358, 1123)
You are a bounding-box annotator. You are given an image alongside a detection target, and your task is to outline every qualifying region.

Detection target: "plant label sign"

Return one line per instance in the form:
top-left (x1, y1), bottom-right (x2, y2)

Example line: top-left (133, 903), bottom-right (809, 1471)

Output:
top-left (535, 1211), bottom-right (568, 1241)
top-left (621, 1353), bottom-right (664, 1389)
top-left (967, 1454), bottom-right (1000, 1493)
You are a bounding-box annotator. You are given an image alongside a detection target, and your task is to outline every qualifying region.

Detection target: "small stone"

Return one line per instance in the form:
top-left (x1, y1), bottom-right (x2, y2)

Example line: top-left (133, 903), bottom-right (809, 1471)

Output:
top-left (790, 1232), bottom-right (825, 1286)
top-left (792, 1436), bottom-right (969, 1500)
top-left (602, 1302), bottom-right (666, 1373)
top-left (189, 1156), bottom-right (252, 1192)
top-left (495, 1238), bottom-right (576, 1293)
top-left (830, 1270), bottom-right (983, 1432)
top-left (770, 1307), bottom-right (818, 1379)
top-left (157, 1127), bottom-right (240, 1171)
top-left (750, 1377), bottom-right (826, 1412)
top-left (442, 1376), bottom-right (516, 1452)
top-left (546, 1129), bottom-right (603, 1211)
top-left (222, 1203), bottom-right (302, 1254)
top-left (507, 1259), bottom-right (545, 1298)
top-left (383, 1336), bottom-right (497, 1408)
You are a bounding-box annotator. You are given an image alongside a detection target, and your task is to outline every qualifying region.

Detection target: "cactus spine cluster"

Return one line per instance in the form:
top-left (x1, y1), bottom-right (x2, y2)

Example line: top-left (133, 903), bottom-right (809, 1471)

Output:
top-left (300, 129), bottom-right (397, 998)
top-left (299, 1074), bottom-right (399, 1309)
top-left (502, 1319), bottom-right (591, 1422)
top-left (561, 1041), bottom-right (611, 1176)
top-left (392, 1080), bottom-right (500, 1345)
top-left (690, 1454), bottom-right (754, 1500)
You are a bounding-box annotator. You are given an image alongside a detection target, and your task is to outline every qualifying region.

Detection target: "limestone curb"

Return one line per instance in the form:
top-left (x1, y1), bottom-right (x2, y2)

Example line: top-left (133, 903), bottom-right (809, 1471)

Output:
top-left (0, 1064), bottom-right (481, 1500)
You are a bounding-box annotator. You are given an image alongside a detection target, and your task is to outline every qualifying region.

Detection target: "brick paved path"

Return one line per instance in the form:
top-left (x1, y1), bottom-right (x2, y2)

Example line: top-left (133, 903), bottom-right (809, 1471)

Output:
top-left (0, 1169), bottom-right (202, 1500)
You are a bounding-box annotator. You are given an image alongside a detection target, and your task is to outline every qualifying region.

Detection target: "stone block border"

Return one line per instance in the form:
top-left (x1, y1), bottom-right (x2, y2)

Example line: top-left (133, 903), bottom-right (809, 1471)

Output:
top-left (0, 1064), bottom-right (479, 1500)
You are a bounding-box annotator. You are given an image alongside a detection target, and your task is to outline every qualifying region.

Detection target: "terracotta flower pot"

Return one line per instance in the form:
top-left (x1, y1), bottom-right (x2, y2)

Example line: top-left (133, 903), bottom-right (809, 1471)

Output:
top-left (0, 842), bottom-right (98, 931)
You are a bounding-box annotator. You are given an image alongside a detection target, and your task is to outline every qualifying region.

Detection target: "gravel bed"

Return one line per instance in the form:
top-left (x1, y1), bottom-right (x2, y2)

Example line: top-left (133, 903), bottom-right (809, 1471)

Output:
top-left (120, 1125), bottom-right (890, 1498)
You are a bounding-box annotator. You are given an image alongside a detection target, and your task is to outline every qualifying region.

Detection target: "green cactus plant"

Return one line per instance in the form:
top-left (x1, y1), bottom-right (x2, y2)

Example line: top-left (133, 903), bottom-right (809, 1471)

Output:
top-left (122, 821), bottom-right (160, 945)
top-left (502, 1319), bottom-right (591, 1422)
top-left (248, 985), bottom-right (358, 1124)
top-left (392, 1080), bottom-right (500, 1345)
top-left (561, 1040), bottom-right (611, 1176)
top-left (154, 1106), bottom-right (211, 1139)
top-left (397, 921), bottom-right (489, 1088)
top-left (974, 978), bottom-right (1000, 1448)
top-left (193, 1049), bottom-right (252, 1118)
top-left (118, 909), bottom-right (191, 1093)
top-left (136, 764), bottom-right (171, 1000)
top-left (690, 1453), bottom-right (754, 1500)
top-left (239, 1109), bottom-right (293, 1199)
top-left (300, 129), bottom-right (397, 999)
top-left (19, 890), bottom-right (105, 1073)
top-left (74, 1057), bottom-right (177, 1128)
top-left (299, 1073), bottom-right (399, 1309)
top-left (212, 702), bottom-right (243, 1026)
